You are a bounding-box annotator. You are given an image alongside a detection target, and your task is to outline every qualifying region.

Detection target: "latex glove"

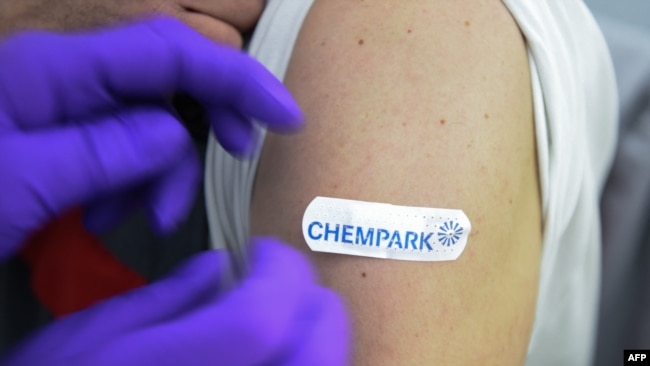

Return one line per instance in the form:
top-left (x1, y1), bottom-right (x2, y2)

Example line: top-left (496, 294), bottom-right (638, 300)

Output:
top-left (1, 237), bottom-right (350, 365)
top-left (0, 17), bottom-right (303, 260)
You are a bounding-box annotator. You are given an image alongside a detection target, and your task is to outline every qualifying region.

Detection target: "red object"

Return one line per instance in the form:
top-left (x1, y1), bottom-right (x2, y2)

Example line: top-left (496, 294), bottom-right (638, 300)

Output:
top-left (20, 208), bottom-right (147, 318)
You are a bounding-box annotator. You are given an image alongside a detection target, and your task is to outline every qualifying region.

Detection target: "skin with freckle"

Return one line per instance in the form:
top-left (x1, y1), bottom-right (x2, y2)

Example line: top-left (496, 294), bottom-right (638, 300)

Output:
top-left (245, 1), bottom-right (617, 364)
top-left (251, 1), bottom-right (541, 364)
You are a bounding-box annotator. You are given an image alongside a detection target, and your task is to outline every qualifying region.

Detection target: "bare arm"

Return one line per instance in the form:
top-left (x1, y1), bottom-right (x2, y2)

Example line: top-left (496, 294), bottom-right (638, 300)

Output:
top-left (251, 0), bottom-right (542, 364)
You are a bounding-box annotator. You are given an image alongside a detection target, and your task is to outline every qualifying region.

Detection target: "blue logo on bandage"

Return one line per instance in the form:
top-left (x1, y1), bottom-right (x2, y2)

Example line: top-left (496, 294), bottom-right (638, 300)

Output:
top-left (306, 221), bottom-right (435, 251)
top-left (438, 221), bottom-right (463, 246)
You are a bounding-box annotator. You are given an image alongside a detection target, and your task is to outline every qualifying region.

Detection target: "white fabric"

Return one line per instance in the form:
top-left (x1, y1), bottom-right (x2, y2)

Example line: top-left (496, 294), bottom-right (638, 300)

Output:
top-left (503, 2), bottom-right (618, 365)
top-left (205, 1), bottom-right (618, 365)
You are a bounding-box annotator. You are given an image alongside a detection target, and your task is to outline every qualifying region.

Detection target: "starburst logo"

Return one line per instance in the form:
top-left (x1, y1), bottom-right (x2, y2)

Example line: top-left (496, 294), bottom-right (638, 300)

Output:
top-left (437, 221), bottom-right (464, 247)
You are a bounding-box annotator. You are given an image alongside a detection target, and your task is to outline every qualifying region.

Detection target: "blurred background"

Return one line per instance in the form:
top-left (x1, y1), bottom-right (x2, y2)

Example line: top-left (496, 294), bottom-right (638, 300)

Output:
top-left (584, 1), bottom-right (650, 365)
top-left (587, 0), bottom-right (650, 31)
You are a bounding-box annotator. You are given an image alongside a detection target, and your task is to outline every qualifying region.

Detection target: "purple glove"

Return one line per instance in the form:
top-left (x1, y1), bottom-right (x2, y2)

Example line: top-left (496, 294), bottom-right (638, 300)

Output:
top-left (0, 17), bottom-right (303, 260)
top-left (1, 237), bottom-right (350, 365)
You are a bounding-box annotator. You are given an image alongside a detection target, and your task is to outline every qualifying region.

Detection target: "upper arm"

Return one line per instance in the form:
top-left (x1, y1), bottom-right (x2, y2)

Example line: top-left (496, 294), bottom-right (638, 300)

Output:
top-left (251, 0), bottom-right (542, 364)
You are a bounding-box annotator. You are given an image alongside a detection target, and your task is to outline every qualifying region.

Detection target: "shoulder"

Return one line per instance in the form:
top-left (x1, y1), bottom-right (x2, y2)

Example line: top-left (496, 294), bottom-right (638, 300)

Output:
top-left (252, 0), bottom-right (542, 364)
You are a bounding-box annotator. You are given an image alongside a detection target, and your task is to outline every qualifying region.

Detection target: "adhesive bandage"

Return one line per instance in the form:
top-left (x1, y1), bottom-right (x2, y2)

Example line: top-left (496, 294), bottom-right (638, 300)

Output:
top-left (302, 196), bottom-right (471, 261)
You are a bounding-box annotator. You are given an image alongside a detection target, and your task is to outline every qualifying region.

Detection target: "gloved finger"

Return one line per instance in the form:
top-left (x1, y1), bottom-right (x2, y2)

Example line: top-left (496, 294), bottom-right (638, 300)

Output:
top-left (83, 142), bottom-right (200, 235)
top-left (2, 250), bottom-right (228, 366)
top-left (83, 189), bottom-right (145, 234)
top-left (80, 250), bottom-right (228, 338)
top-left (0, 106), bottom-right (192, 251)
top-left (0, 17), bottom-right (303, 133)
top-left (283, 288), bottom-right (351, 366)
top-left (208, 107), bottom-right (257, 157)
top-left (144, 148), bottom-right (201, 234)
top-left (247, 236), bottom-right (317, 283)
top-left (184, 237), bottom-right (319, 364)
top-left (79, 237), bottom-right (318, 366)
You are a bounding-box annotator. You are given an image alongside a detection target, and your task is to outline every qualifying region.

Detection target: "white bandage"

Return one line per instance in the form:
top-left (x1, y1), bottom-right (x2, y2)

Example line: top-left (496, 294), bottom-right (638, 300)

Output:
top-left (302, 196), bottom-right (471, 261)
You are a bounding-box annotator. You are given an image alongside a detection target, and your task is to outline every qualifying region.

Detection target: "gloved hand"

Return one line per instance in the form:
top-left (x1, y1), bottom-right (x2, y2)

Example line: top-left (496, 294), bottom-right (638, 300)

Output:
top-left (0, 17), bottom-right (303, 260)
top-left (1, 237), bottom-right (350, 365)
